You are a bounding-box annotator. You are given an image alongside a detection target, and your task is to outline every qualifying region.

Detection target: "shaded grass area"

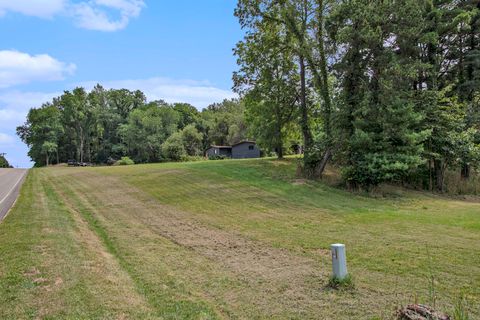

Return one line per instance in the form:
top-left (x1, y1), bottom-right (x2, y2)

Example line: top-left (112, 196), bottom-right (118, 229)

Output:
top-left (1, 158), bottom-right (479, 319)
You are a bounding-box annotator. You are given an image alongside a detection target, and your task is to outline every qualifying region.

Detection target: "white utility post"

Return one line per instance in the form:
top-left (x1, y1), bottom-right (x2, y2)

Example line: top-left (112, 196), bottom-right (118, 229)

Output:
top-left (331, 243), bottom-right (348, 280)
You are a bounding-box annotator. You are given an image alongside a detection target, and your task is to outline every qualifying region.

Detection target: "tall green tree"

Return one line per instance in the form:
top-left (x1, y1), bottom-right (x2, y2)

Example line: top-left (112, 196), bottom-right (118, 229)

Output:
top-left (201, 99), bottom-right (248, 147)
top-left (119, 103), bottom-right (179, 163)
top-left (327, 0), bottom-right (429, 188)
top-left (236, 0), bottom-right (335, 176)
top-left (17, 103), bottom-right (63, 166)
top-left (0, 154), bottom-right (11, 168)
top-left (58, 88), bottom-right (94, 163)
top-left (234, 14), bottom-right (298, 158)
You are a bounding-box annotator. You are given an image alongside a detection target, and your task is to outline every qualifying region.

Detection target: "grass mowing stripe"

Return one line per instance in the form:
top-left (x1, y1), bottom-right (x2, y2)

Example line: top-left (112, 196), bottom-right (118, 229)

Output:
top-left (40, 171), bottom-right (156, 319)
top-left (48, 171), bottom-right (223, 319)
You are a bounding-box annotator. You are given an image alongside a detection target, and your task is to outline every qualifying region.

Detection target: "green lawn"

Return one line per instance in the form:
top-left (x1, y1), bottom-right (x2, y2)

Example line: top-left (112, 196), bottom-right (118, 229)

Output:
top-left (1, 158), bottom-right (479, 319)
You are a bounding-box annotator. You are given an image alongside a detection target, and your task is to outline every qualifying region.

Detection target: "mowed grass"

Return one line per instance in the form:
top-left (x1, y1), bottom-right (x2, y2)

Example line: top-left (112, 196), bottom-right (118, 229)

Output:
top-left (1, 158), bottom-right (479, 319)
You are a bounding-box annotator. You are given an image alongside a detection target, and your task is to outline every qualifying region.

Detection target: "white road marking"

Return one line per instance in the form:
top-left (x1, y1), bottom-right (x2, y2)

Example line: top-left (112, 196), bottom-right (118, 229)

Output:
top-left (0, 171), bottom-right (27, 205)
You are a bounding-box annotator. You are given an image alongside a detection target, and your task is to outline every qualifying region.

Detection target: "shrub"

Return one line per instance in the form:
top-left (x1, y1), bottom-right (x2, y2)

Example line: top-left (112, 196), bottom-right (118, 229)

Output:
top-left (182, 155), bottom-right (205, 162)
top-left (115, 156), bottom-right (135, 166)
top-left (443, 170), bottom-right (480, 195)
top-left (106, 157), bottom-right (117, 166)
top-left (180, 124), bottom-right (203, 156)
top-left (208, 154), bottom-right (228, 160)
top-left (162, 133), bottom-right (186, 161)
top-left (327, 275), bottom-right (354, 290)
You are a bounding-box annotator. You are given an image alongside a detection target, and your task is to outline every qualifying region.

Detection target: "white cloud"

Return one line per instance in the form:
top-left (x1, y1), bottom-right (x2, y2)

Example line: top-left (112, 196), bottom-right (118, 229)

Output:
top-left (0, 50), bottom-right (76, 88)
top-left (82, 77), bottom-right (237, 109)
top-left (0, 0), bottom-right (65, 19)
top-left (0, 0), bottom-right (144, 31)
top-left (0, 91), bottom-right (59, 110)
top-left (0, 91), bottom-right (60, 131)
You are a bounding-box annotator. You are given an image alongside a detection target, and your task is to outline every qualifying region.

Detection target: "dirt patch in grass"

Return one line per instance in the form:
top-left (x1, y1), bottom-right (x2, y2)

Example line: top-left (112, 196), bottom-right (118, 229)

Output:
top-left (292, 178), bottom-right (307, 185)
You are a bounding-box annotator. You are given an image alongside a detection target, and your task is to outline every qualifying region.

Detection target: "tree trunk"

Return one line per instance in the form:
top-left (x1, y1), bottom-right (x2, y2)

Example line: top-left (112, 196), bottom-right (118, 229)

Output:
top-left (461, 163), bottom-right (470, 179)
top-left (316, 0), bottom-right (332, 138)
top-left (277, 144), bottom-right (284, 159)
top-left (299, 56), bottom-right (312, 149)
top-left (313, 0), bottom-right (333, 178)
top-left (80, 128), bottom-right (84, 163)
top-left (434, 159), bottom-right (444, 192)
top-left (429, 158), bottom-right (433, 191)
top-left (315, 148), bottom-right (331, 178)
top-left (274, 99), bottom-right (284, 160)
top-left (299, 55), bottom-right (316, 176)
top-left (46, 153), bottom-right (49, 167)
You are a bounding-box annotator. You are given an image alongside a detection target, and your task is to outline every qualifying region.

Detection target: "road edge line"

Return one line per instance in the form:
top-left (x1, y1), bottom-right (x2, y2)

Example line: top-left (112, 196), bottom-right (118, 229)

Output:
top-left (0, 170), bottom-right (28, 223)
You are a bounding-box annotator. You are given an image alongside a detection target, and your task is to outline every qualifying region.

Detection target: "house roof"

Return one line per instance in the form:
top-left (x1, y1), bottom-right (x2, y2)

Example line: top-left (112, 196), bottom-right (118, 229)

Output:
top-left (207, 145), bottom-right (232, 149)
top-left (232, 140), bottom-right (256, 147)
top-left (207, 141), bottom-right (256, 150)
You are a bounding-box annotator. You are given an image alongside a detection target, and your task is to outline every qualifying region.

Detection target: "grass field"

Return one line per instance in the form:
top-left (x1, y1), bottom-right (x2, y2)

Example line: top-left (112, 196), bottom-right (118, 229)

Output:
top-left (0, 158), bottom-right (479, 319)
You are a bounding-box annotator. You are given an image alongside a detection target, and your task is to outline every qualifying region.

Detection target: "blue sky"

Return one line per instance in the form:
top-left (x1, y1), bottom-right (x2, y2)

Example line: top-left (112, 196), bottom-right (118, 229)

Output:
top-left (0, 0), bottom-right (243, 167)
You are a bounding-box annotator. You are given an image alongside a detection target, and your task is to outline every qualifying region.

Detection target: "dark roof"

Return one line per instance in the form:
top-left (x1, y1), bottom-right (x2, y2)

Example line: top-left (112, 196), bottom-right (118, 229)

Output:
top-left (232, 140), bottom-right (256, 147)
top-left (207, 141), bottom-right (256, 150)
top-left (207, 145), bottom-right (232, 149)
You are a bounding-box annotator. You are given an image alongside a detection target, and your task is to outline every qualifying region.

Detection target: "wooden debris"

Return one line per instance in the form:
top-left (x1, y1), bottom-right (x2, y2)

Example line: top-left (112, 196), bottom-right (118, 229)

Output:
top-left (396, 304), bottom-right (450, 320)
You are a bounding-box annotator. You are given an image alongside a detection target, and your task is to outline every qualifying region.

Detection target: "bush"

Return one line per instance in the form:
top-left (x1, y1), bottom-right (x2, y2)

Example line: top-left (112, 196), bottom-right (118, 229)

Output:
top-left (182, 155), bottom-right (205, 162)
top-left (327, 274), bottom-right (354, 290)
top-left (443, 170), bottom-right (480, 195)
top-left (342, 153), bottom-right (422, 190)
top-left (106, 157), bottom-right (117, 166)
top-left (162, 133), bottom-right (186, 161)
top-left (208, 154), bottom-right (228, 160)
top-left (180, 124), bottom-right (203, 156)
top-left (115, 156), bottom-right (135, 166)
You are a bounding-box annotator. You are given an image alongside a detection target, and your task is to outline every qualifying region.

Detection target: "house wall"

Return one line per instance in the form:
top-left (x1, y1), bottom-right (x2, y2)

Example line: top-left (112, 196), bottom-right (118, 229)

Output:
top-left (219, 148), bottom-right (232, 157)
top-left (206, 147), bottom-right (232, 158)
top-left (206, 148), bottom-right (217, 158)
top-left (232, 143), bottom-right (260, 159)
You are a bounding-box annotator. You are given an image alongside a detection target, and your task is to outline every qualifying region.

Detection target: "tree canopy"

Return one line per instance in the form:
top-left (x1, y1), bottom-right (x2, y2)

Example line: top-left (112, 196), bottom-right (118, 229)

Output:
top-left (0, 153), bottom-right (11, 168)
top-left (17, 85), bottom-right (249, 166)
top-left (234, 0), bottom-right (480, 190)
top-left (18, 0), bottom-right (480, 192)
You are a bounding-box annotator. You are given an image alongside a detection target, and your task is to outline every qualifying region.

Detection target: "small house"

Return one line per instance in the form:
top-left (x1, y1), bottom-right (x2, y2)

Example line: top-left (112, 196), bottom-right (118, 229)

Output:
top-left (232, 141), bottom-right (260, 159)
top-left (206, 141), bottom-right (260, 159)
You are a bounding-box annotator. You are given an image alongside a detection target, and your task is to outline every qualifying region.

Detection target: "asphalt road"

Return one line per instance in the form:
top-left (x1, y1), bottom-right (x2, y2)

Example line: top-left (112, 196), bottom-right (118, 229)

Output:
top-left (0, 169), bottom-right (28, 221)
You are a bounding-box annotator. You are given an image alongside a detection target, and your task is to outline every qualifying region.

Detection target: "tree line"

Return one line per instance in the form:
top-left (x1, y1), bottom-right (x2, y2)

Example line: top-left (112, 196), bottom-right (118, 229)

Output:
top-left (18, 0), bottom-right (480, 192)
top-left (234, 0), bottom-right (480, 190)
top-left (17, 85), bottom-right (249, 166)
top-left (0, 153), bottom-right (11, 168)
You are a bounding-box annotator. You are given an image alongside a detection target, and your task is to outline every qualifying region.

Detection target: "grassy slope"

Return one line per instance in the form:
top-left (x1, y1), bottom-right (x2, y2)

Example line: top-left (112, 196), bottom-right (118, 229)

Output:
top-left (0, 158), bottom-right (479, 319)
